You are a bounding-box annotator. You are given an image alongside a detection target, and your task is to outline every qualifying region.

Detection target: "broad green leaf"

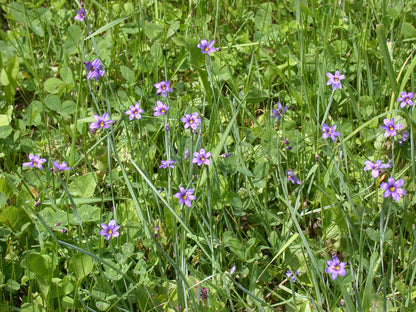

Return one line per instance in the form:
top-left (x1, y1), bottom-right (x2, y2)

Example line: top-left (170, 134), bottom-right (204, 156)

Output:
top-left (0, 115), bottom-right (10, 127)
top-left (44, 94), bottom-right (61, 112)
top-left (4, 55), bottom-right (19, 103)
top-left (120, 65), bottom-right (134, 83)
top-left (69, 253), bottom-right (94, 279)
top-left (60, 66), bottom-right (73, 84)
top-left (253, 162), bottom-right (269, 179)
top-left (44, 78), bottom-right (65, 94)
top-left (68, 172), bottom-right (97, 198)
top-left (6, 279), bottom-right (20, 291)
top-left (9, 2), bottom-right (26, 23)
top-left (61, 100), bottom-right (76, 117)
top-left (0, 126), bottom-right (13, 139)
top-left (401, 22), bottom-right (416, 39)
top-left (0, 68), bottom-right (9, 85)
top-left (75, 205), bottom-right (101, 222)
top-left (30, 19), bottom-right (44, 37)
top-left (64, 25), bottom-right (82, 55)
top-left (96, 301), bottom-right (110, 311)
top-left (144, 22), bottom-right (163, 40)
top-left (0, 206), bottom-right (29, 231)
top-left (25, 253), bottom-right (55, 279)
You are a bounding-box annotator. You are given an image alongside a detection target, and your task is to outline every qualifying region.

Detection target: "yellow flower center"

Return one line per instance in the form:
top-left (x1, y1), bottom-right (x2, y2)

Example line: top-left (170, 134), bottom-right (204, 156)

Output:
top-left (183, 194), bottom-right (188, 200)
top-left (389, 126), bottom-right (394, 131)
top-left (335, 265), bottom-right (340, 270)
top-left (33, 161), bottom-right (38, 166)
top-left (91, 66), bottom-right (95, 71)
top-left (205, 47), bottom-right (209, 51)
top-left (201, 156), bottom-right (205, 161)
top-left (161, 109), bottom-right (165, 113)
top-left (108, 229), bottom-right (113, 234)
top-left (189, 119), bottom-right (194, 123)
top-left (99, 121), bottom-right (105, 127)
top-left (390, 186), bottom-right (396, 192)
top-left (134, 110), bottom-right (138, 114)
top-left (162, 86), bottom-right (166, 89)
top-left (334, 78), bottom-right (339, 82)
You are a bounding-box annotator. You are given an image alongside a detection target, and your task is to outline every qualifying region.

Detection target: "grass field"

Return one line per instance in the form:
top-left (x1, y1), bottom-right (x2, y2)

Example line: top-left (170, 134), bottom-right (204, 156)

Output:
top-left (1, 0), bottom-right (416, 311)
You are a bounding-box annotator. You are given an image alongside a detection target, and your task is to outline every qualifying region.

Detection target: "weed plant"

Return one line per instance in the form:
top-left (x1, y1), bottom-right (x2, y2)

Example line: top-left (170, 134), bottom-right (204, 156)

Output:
top-left (1, 0), bottom-right (416, 311)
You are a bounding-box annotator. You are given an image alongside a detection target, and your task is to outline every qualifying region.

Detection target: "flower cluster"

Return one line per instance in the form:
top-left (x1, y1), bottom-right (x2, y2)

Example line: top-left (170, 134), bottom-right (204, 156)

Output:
top-left (159, 159), bottom-right (177, 169)
top-left (326, 71), bottom-right (345, 90)
top-left (197, 39), bottom-right (216, 55)
top-left (397, 92), bottom-right (414, 108)
top-left (154, 81), bottom-right (173, 97)
top-left (74, 5), bottom-right (86, 22)
top-left (153, 101), bottom-right (169, 116)
top-left (181, 112), bottom-right (201, 130)
top-left (192, 148), bottom-right (212, 166)
top-left (285, 269), bottom-right (300, 282)
top-left (286, 170), bottom-right (301, 185)
top-left (125, 103), bottom-right (144, 120)
top-left (174, 187), bottom-right (196, 207)
top-left (23, 154), bottom-right (72, 173)
top-left (363, 160), bottom-right (390, 178)
top-left (381, 118), bottom-right (404, 138)
top-left (89, 113), bottom-right (113, 133)
top-left (22, 154), bottom-right (46, 170)
top-left (84, 59), bottom-right (105, 81)
top-left (322, 123), bottom-right (341, 142)
top-left (325, 256), bottom-right (347, 280)
top-left (100, 220), bottom-right (120, 240)
top-left (380, 178), bottom-right (406, 202)
top-left (271, 102), bottom-right (288, 121)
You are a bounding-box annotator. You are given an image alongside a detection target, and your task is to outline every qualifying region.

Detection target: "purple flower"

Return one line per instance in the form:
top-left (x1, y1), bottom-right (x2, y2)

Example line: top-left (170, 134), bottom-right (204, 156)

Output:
top-left (197, 39), bottom-right (216, 55)
top-left (154, 224), bottom-right (159, 238)
top-left (325, 256), bottom-right (347, 280)
top-left (221, 153), bottom-right (233, 158)
top-left (286, 170), bottom-right (301, 185)
top-left (381, 118), bottom-right (404, 138)
top-left (22, 154), bottom-right (46, 170)
top-left (271, 102), bottom-right (288, 121)
top-left (326, 71), bottom-right (345, 90)
top-left (285, 269), bottom-right (300, 282)
top-left (363, 160), bottom-right (390, 178)
top-left (380, 178), bottom-right (406, 201)
top-left (174, 187), bottom-right (196, 207)
top-left (397, 92), bottom-right (414, 108)
top-left (89, 113), bottom-right (114, 132)
top-left (192, 148), bottom-right (212, 166)
top-left (52, 161), bottom-right (72, 171)
top-left (159, 159), bottom-right (177, 169)
top-left (154, 81), bottom-right (173, 97)
top-left (398, 130), bottom-right (409, 146)
top-left (74, 7), bottom-right (86, 21)
top-left (230, 265), bottom-right (236, 275)
top-left (100, 219), bottom-right (120, 240)
top-left (184, 149), bottom-right (190, 159)
top-left (322, 123), bottom-right (341, 142)
top-left (84, 59), bottom-right (105, 81)
top-left (181, 112), bottom-right (201, 130)
top-left (200, 287), bottom-right (208, 300)
top-left (153, 100), bottom-right (169, 116)
top-left (125, 102), bottom-right (144, 120)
